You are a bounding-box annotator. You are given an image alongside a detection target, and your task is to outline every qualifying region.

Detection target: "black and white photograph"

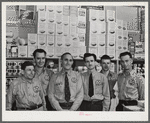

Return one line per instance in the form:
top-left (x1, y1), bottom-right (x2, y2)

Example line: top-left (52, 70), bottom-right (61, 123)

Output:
top-left (2, 1), bottom-right (148, 122)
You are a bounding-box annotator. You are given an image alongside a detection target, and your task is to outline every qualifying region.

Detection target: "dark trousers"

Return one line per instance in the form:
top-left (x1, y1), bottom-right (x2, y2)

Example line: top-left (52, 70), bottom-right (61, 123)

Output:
top-left (45, 96), bottom-right (55, 111)
top-left (116, 100), bottom-right (138, 111)
top-left (80, 100), bottom-right (103, 111)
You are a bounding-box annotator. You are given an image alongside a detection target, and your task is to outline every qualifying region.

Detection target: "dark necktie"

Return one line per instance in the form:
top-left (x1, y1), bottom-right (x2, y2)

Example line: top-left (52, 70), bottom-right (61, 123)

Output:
top-left (89, 73), bottom-right (94, 97)
top-left (65, 72), bottom-right (70, 102)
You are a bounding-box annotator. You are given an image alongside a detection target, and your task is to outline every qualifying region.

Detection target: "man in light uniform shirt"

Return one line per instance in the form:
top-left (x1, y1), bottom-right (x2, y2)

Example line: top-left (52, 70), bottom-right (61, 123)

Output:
top-left (100, 55), bottom-right (118, 111)
top-left (33, 49), bottom-right (54, 110)
top-left (6, 61), bottom-right (46, 111)
top-left (115, 52), bottom-right (145, 111)
top-left (48, 52), bottom-right (84, 111)
top-left (80, 53), bottom-right (110, 111)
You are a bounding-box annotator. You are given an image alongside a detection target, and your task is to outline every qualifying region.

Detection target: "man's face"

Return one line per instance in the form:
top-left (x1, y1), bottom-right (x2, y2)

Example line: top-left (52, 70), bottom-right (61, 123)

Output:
top-left (101, 59), bottom-right (111, 71)
top-left (61, 54), bottom-right (73, 70)
top-left (23, 66), bottom-right (35, 80)
top-left (120, 55), bottom-right (133, 71)
top-left (84, 56), bottom-right (96, 70)
top-left (34, 52), bottom-right (46, 68)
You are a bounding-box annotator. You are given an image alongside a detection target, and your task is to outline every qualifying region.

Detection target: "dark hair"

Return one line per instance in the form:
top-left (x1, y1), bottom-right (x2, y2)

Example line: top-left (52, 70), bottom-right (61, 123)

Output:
top-left (119, 51), bottom-right (132, 59)
top-left (101, 55), bottom-right (111, 62)
top-left (21, 61), bottom-right (34, 70)
top-left (83, 53), bottom-right (97, 61)
top-left (61, 52), bottom-right (73, 60)
top-left (33, 49), bottom-right (46, 58)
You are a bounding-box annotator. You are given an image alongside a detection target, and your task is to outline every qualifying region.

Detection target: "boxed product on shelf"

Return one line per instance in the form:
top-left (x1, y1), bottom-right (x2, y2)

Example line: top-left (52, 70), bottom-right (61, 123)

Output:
top-left (98, 10), bottom-right (105, 22)
top-left (116, 29), bottom-right (123, 40)
top-left (56, 13), bottom-right (63, 24)
top-left (89, 21), bottom-right (98, 34)
top-left (54, 47), bottom-right (65, 57)
top-left (107, 22), bottom-right (116, 34)
top-left (28, 33), bottom-right (37, 45)
top-left (115, 49), bottom-right (123, 60)
top-left (55, 6), bottom-right (63, 14)
top-left (63, 6), bottom-right (70, 16)
top-left (106, 46), bottom-right (116, 60)
top-left (37, 34), bottom-right (47, 46)
top-left (70, 35), bottom-right (79, 47)
top-left (72, 47), bottom-right (79, 58)
top-left (123, 30), bottom-right (128, 40)
top-left (78, 46), bottom-right (86, 58)
top-left (78, 33), bottom-right (85, 46)
top-left (89, 33), bottom-right (98, 47)
top-left (89, 47), bottom-right (98, 58)
top-left (56, 23), bottom-right (63, 35)
top-left (46, 34), bottom-right (55, 46)
top-left (6, 44), bottom-right (12, 58)
top-left (116, 19), bottom-right (123, 30)
top-left (97, 21), bottom-right (106, 34)
top-left (27, 45), bottom-right (38, 57)
top-left (6, 10), bottom-right (17, 22)
top-left (55, 34), bottom-right (65, 47)
top-left (64, 35), bottom-right (72, 47)
top-left (98, 46), bottom-right (106, 59)
top-left (18, 46), bottom-right (27, 57)
top-left (37, 5), bottom-right (45, 11)
top-left (70, 15), bottom-right (78, 27)
top-left (38, 11), bottom-right (47, 23)
top-left (63, 15), bottom-right (69, 25)
top-left (122, 39), bottom-right (128, 51)
top-left (46, 11), bottom-right (55, 23)
top-left (97, 34), bottom-right (106, 47)
top-left (107, 34), bottom-right (116, 47)
top-left (123, 21), bottom-right (127, 30)
top-left (63, 24), bottom-right (70, 36)
top-left (6, 5), bottom-right (16, 11)
top-left (37, 22), bottom-right (47, 34)
top-left (106, 10), bottom-right (115, 22)
top-left (11, 45), bottom-right (18, 57)
top-left (78, 8), bottom-right (86, 27)
top-left (47, 22), bottom-right (55, 35)
top-left (46, 46), bottom-right (55, 58)
top-left (116, 39), bottom-right (123, 50)
top-left (89, 9), bottom-right (97, 21)
top-left (70, 24), bottom-right (77, 36)
top-left (46, 5), bottom-right (55, 12)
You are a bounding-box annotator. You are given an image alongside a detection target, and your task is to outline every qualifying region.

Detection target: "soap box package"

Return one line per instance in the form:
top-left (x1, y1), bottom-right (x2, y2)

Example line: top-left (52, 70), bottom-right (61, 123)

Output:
top-left (18, 46), bottom-right (27, 57)
top-left (28, 33), bottom-right (37, 46)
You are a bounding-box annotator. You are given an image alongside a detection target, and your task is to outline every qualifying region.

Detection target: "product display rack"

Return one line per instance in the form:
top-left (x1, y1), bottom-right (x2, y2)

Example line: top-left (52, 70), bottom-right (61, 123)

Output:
top-left (6, 5), bottom-right (145, 87)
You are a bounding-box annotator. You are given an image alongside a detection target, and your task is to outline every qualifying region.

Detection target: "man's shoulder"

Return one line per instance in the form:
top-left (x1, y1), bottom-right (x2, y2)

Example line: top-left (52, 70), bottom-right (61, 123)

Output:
top-left (10, 77), bottom-right (22, 86)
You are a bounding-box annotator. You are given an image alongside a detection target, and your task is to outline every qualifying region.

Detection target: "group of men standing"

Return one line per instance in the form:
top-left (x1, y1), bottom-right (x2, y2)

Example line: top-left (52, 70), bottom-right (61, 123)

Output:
top-left (6, 49), bottom-right (145, 111)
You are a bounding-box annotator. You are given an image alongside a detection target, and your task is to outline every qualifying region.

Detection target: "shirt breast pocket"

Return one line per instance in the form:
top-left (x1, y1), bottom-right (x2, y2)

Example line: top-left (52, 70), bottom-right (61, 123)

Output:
top-left (95, 80), bottom-right (103, 94)
top-left (55, 82), bottom-right (63, 93)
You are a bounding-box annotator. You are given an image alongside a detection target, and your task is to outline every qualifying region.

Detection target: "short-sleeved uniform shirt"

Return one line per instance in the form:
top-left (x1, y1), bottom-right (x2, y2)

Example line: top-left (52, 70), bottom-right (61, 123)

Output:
top-left (35, 67), bottom-right (53, 96)
top-left (81, 70), bottom-right (110, 111)
top-left (117, 70), bottom-right (144, 100)
top-left (48, 69), bottom-right (84, 111)
top-left (6, 76), bottom-right (46, 110)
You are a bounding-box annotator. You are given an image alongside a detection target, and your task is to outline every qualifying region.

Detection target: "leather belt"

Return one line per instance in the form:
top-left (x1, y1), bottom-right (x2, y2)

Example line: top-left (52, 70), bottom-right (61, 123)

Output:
top-left (83, 100), bottom-right (102, 105)
top-left (17, 104), bottom-right (43, 110)
top-left (119, 100), bottom-right (137, 106)
top-left (59, 102), bottom-right (73, 108)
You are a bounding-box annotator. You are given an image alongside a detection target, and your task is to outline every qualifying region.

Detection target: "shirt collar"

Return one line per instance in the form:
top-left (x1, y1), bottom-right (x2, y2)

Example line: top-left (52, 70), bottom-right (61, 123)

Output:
top-left (21, 75), bottom-right (34, 84)
top-left (61, 68), bottom-right (72, 76)
top-left (87, 69), bottom-right (97, 76)
top-left (35, 67), bottom-right (46, 75)
top-left (122, 69), bottom-right (135, 77)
